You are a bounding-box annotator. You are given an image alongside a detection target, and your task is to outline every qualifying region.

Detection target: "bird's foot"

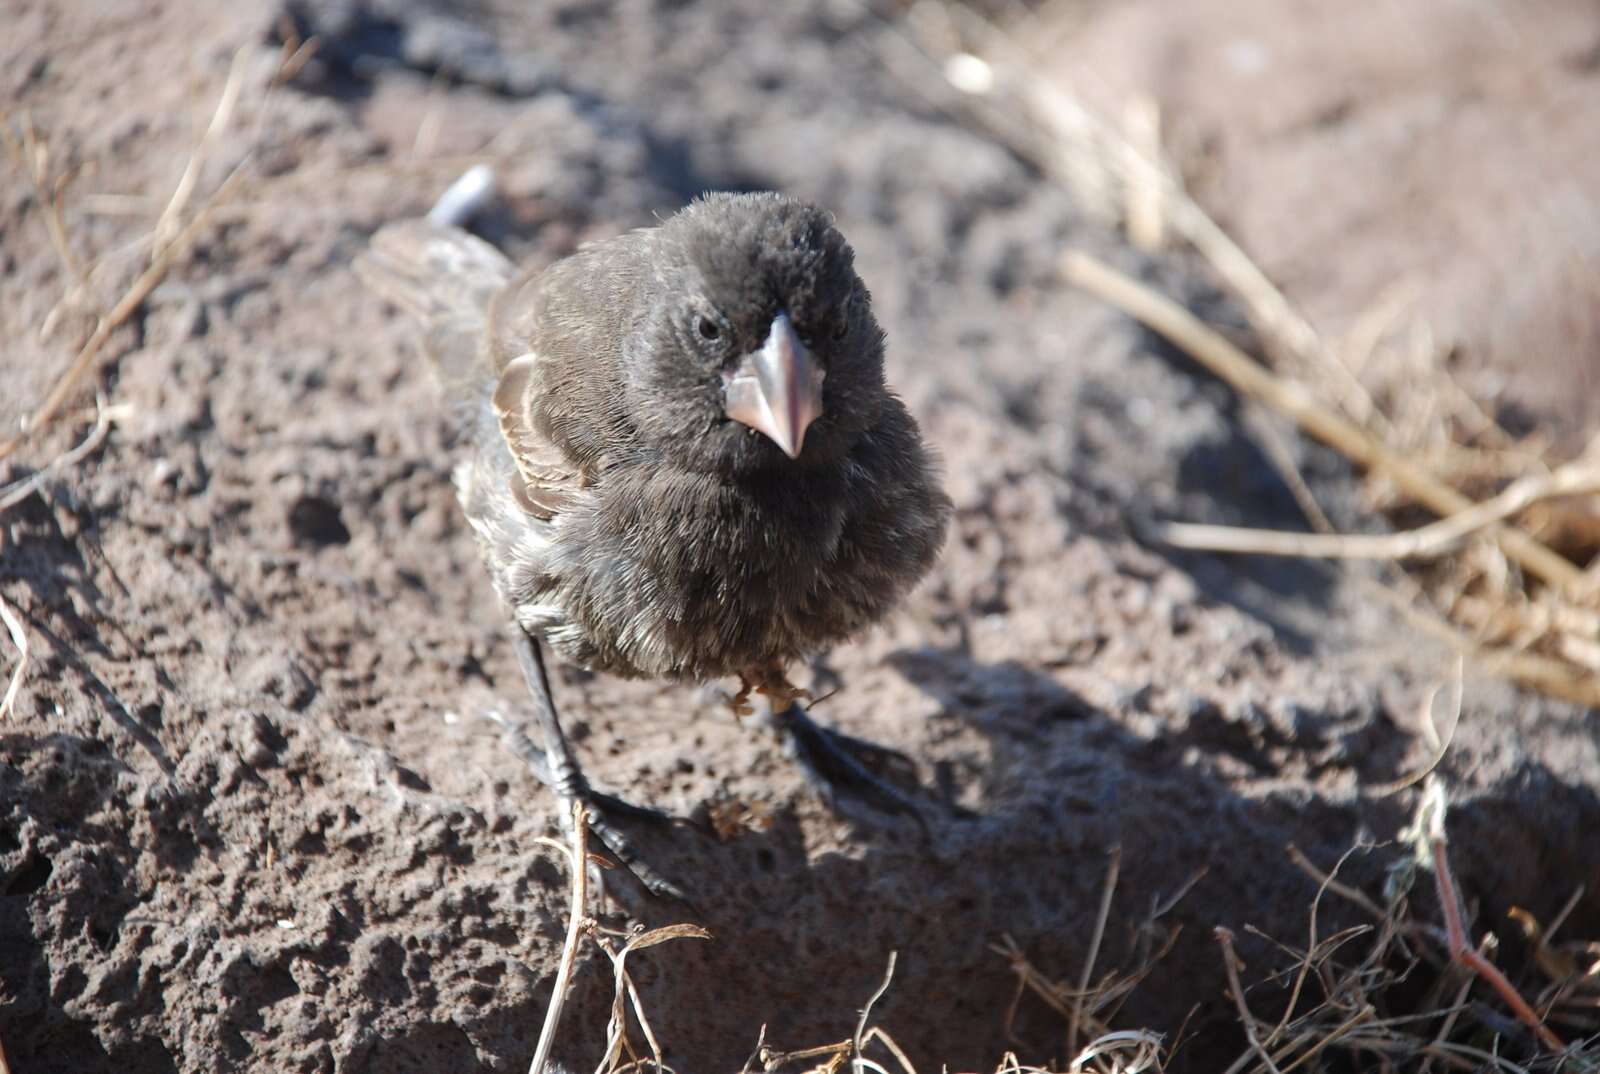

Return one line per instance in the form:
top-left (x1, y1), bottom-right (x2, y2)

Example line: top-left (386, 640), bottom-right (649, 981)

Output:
top-left (488, 710), bottom-right (691, 906)
top-left (567, 787), bottom-right (691, 907)
top-left (776, 703), bottom-right (929, 835)
top-left (728, 663), bottom-right (813, 720)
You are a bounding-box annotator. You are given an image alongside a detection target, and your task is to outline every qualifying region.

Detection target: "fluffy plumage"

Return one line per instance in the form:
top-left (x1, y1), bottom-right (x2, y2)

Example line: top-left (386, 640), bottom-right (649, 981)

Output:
top-left (361, 193), bottom-right (950, 692)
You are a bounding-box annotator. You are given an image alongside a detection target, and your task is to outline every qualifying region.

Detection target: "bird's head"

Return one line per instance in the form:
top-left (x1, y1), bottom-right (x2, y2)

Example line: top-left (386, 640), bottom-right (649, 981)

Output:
top-left (625, 193), bottom-right (888, 476)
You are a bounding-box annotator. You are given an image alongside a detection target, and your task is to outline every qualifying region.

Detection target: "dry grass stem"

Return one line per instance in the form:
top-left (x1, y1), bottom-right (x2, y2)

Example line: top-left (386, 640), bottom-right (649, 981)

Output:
top-left (1144, 462), bottom-right (1600, 563)
top-left (0, 398), bottom-right (124, 512)
top-left (0, 163), bottom-right (248, 466)
top-left (860, 1028), bottom-right (917, 1074)
top-left (1121, 96), bottom-right (1164, 253)
top-left (1, 36), bottom-right (311, 465)
top-left (1284, 843), bottom-right (1451, 960)
top-left (1538, 885), bottom-right (1586, 948)
top-left (884, 3), bottom-right (1600, 714)
top-left (530, 801), bottom-right (592, 1074)
top-left (754, 1037), bottom-right (851, 1074)
top-left (854, 952), bottom-right (899, 1074)
top-left (1264, 844), bottom-right (1368, 1050)
top-left (987, 775), bottom-right (1594, 1073)
top-left (992, 864), bottom-right (1192, 1071)
top-left (1274, 1004), bottom-right (1374, 1074)
top-left (0, 593), bottom-right (27, 721)
top-left (152, 47), bottom-right (248, 258)
top-left (1062, 250), bottom-right (1582, 592)
top-left (1214, 928), bottom-right (1284, 1074)
top-left (4, 116), bottom-right (90, 291)
top-left (1065, 248), bottom-right (1600, 706)
top-left (1067, 1029), bottom-right (1165, 1074)
top-left (1068, 846), bottom-right (1121, 1060)
top-left (1368, 581), bottom-right (1600, 708)
top-left (919, 1), bottom-right (1385, 431)
top-left (595, 922), bottom-right (712, 1074)
top-left (1363, 663), bottom-right (1463, 797)
top-left (1416, 937), bottom-right (1491, 1074)
top-left (1239, 405), bottom-right (1338, 537)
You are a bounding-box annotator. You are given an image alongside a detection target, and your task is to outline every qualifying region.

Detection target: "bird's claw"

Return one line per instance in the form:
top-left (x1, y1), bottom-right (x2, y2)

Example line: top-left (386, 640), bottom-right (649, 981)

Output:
top-left (570, 790), bottom-right (693, 907)
top-left (489, 707), bottom-right (692, 907)
top-left (729, 664), bottom-right (813, 720)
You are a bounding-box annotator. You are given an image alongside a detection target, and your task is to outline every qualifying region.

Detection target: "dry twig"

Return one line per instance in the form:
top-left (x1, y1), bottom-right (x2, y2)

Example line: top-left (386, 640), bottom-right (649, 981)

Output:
top-left (594, 922), bottom-right (712, 1074)
top-left (0, 398), bottom-right (125, 512)
top-left (1407, 781), bottom-right (1567, 1052)
top-left (854, 952), bottom-right (899, 1074)
top-left (1062, 251), bottom-right (1583, 592)
top-left (530, 802), bottom-right (592, 1074)
top-left (1143, 463), bottom-right (1600, 564)
top-left (152, 48), bottom-right (248, 258)
top-left (0, 151), bottom-right (246, 464)
top-left (0, 593), bottom-right (27, 721)
top-left (1069, 846), bottom-right (1121, 1060)
top-left (0, 35), bottom-right (313, 464)
top-left (1215, 928), bottom-right (1284, 1074)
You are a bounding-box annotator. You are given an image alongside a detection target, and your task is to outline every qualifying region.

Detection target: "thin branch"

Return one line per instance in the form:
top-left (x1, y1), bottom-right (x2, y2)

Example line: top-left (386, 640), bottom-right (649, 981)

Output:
top-left (1284, 845), bottom-right (1390, 925)
top-left (1264, 845), bottom-right (1365, 1050)
top-left (1061, 250), bottom-right (1584, 593)
top-left (595, 923), bottom-right (711, 1074)
top-left (1417, 938), bottom-right (1490, 1074)
top-left (1215, 928), bottom-right (1284, 1074)
top-left (1429, 833), bottom-right (1565, 1051)
top-left (1274, 1004), bottom-right (1373, 1074)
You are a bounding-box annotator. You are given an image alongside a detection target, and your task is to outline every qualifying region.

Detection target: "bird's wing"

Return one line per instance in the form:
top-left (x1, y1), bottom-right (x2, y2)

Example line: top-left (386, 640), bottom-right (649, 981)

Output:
top-left (491, 353), bottom-right (586, 521)
top-left (354, 220), bottom-right (515, 412)
top-left (358, 219), bottom-right (588, 520)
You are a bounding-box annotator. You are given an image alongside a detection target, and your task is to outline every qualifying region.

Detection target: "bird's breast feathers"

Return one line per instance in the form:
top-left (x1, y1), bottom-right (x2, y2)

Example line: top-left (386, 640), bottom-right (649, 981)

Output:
top-left (461, 397), bottom-right (942, 682)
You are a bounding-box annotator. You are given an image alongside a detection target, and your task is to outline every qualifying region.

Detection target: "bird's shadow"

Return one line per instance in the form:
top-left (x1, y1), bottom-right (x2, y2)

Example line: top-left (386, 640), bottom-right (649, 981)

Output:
top-left (498, 640), bottom-right (1430, 1074)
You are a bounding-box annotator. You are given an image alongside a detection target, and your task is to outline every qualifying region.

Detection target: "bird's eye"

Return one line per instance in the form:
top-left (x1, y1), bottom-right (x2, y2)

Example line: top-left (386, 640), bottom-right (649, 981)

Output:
top-left (697, 316), bottom-right (721, 341)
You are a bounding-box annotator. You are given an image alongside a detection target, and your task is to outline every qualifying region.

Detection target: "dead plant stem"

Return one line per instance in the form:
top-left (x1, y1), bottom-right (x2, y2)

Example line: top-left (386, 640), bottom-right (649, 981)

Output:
top-left (1061, 251), bottom-right (1583, 592)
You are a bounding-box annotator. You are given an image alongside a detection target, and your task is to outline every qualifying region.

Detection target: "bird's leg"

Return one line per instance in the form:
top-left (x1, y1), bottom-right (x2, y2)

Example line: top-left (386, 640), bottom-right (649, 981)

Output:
top-left (503, 630), bottom-right (688, 903)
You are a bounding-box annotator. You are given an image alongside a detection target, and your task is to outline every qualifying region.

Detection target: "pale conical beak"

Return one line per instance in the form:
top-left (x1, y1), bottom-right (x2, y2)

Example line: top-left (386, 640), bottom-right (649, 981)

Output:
top-left (722, 311), bottom-right (826, 459)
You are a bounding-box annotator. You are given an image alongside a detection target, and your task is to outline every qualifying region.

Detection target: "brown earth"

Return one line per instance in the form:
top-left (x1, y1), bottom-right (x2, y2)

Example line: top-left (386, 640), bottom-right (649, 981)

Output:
top-left (1045, 0), bottom-right (1600, 442)
top-left (2, 2), bottom-right (1597, 1073)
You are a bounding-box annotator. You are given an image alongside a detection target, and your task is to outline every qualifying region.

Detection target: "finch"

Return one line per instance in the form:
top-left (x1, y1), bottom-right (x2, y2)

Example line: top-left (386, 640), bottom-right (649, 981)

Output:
top-left (358, 192), bottom-right (951, 897)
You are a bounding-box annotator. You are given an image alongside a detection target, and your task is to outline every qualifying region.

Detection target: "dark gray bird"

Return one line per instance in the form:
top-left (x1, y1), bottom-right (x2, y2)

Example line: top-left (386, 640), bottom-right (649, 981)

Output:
top-left (358, 192), bottom-right (950, 897)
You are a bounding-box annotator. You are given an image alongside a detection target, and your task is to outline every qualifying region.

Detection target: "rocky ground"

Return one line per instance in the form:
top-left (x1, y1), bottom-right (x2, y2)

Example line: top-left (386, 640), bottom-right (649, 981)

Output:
top-left (2, 2), bottom-right (1597, 1072)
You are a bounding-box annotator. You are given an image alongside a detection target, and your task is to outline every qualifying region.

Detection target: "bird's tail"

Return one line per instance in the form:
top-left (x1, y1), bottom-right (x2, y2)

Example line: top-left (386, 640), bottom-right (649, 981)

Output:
top-left (354, 220), bottom-right (515, 416)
